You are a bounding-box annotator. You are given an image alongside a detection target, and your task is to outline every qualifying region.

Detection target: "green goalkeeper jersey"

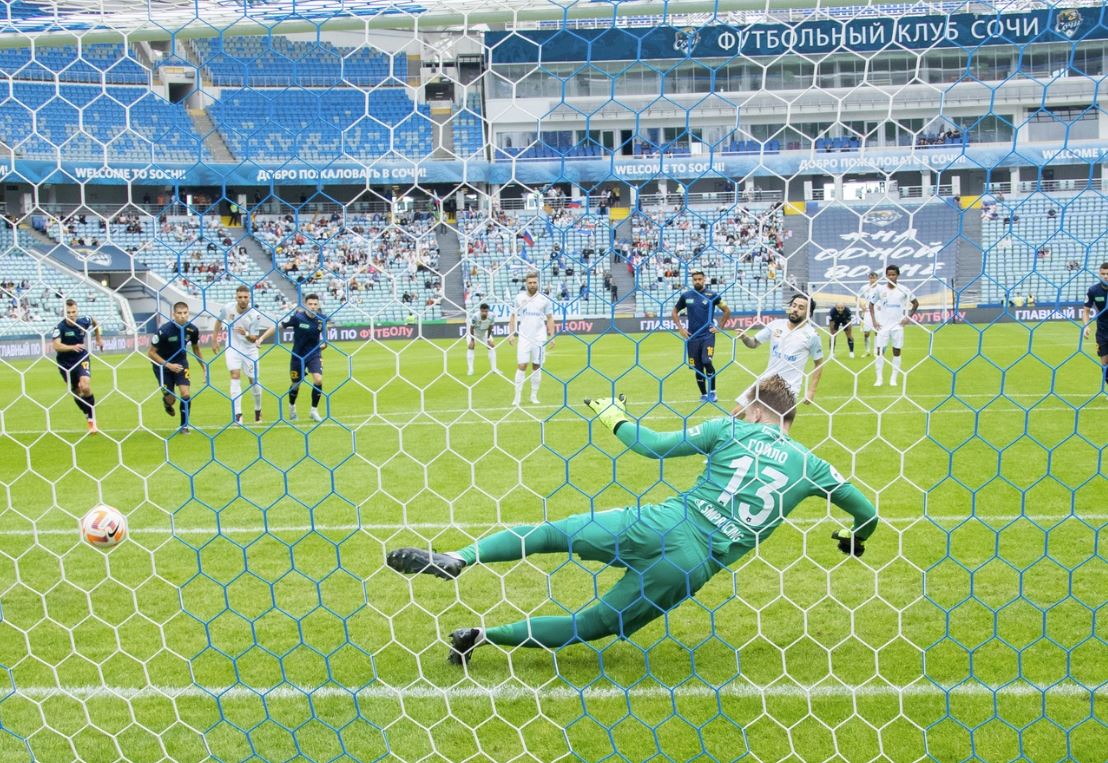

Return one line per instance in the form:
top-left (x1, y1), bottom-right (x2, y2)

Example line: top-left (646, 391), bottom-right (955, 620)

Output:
top-left (615, 417), bottom-right (876, 566)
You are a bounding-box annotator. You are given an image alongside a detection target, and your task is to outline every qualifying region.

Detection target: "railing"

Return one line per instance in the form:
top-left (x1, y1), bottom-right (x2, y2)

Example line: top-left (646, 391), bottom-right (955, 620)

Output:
top-left (496, 190), bottom-right (784, 212)
top-left (985, 178), bottom-right (1108, 196)
top-left (810, 184), bottom-right (955, 201)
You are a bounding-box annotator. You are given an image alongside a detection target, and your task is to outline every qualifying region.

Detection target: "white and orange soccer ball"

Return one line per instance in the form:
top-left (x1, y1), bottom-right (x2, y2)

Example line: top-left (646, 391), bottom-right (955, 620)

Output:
top-left (80, 505), bottom-right (128, 548)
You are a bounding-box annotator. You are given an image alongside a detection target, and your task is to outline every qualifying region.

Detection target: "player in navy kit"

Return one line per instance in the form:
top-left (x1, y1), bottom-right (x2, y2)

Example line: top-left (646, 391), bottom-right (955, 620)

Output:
top-left (282, 293), bottom-right (327, 422)
top-left (827, 303), bottom-right (855, 358)
top-left (147, 302), bottom-right (204, 434)
top-left (672, 270), bottom-right (731, 403)
top-left (52, 299), bottom-right (103, 434)
top-left (1082, 261), bottom-right (1108, 390)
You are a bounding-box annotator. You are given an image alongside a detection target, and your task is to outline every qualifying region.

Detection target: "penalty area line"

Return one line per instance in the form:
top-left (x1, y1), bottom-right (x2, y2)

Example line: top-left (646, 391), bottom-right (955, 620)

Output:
top-left (8, 681), bottom-right (1104, 702)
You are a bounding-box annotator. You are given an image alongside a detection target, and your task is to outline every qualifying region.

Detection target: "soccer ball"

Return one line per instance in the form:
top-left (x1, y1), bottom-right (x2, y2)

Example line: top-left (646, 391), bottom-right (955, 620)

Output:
top-left (80, 505), bottom-right (128, 548)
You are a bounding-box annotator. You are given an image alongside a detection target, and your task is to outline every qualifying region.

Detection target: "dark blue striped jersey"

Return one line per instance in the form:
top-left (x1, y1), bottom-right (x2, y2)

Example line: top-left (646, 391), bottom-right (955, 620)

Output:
top-left (53, 317), bottom-right (95, 368)
top-left (675, 288), bottom-right (725, 337)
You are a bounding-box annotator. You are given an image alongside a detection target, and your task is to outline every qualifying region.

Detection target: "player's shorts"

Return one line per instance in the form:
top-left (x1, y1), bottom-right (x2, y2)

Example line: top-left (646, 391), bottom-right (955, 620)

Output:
top-left (224, 346), bottom-right (260, 374)
top-left (547, 504), bottom-right (719, 638)
top-left (516, 337), bottom-right (546, 365)
top-left (58, 361), bottom-right (90, 388)
top-left (829, 320), bottom-right (849, 334)
top-left (1096, 331), bottom-right (1108, 358)
top-left (290, 354), bottom-right (323, 383)
top-left (686, 335), bottom-right (716, 367)
top-left (874, 325), bottom-right (905, 350)
top-left (862, 313), bottom-right (875, 332)
top-left (153, 363), bottom-right (191, 393)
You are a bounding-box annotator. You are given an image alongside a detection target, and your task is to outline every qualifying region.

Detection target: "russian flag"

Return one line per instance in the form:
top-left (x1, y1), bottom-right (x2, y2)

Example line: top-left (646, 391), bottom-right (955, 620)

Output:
top-left (518, 229), bottom-right (535, 247)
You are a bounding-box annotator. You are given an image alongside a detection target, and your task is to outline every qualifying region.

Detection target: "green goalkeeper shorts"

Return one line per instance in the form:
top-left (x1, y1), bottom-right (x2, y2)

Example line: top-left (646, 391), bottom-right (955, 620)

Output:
top-left (550, 502), bottom-right (719, 638)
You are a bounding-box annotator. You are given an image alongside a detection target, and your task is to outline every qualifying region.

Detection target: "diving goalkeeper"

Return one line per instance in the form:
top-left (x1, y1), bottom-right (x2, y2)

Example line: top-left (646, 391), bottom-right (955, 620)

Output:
top-left (387, 375), bottom-right (877, 664)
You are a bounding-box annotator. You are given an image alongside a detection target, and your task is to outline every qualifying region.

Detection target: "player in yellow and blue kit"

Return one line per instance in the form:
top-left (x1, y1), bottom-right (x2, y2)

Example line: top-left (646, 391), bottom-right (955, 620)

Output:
top-left (388, 375), bottom-right (878, 665)
top-left (282, 293), bottom-right (327, 422)
top-left (672, 270), bottom-right (731, 403)
top-left (52, 298), bottom-right (104, 434)
top-left (147, 302), bottom-right (204, 434)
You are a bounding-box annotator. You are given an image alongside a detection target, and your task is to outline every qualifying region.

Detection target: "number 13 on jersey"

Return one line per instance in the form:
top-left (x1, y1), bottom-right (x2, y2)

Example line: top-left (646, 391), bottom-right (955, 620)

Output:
top-left (717, 456), bottom-right (790, 526)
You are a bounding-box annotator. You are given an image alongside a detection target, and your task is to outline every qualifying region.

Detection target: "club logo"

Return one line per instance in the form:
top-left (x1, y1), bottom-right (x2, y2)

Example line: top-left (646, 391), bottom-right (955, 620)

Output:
top-left (73, 248), bottom-right (113, 267)
top-left (862, 209), bottom-right (902, 227)
top-left (1055, 9), bottom-right (1081, 38)
top-left (674, 27), bottom-right (701, 55)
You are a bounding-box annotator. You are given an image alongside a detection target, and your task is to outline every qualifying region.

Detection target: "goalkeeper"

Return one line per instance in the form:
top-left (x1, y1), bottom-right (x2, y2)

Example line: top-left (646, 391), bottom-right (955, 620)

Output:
top-left (387, 375), bottom-right (877, 664)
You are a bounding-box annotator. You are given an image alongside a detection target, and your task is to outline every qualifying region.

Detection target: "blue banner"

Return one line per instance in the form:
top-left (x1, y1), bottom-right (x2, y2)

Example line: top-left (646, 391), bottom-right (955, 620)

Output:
top-left (1, 141), bottom-right (1105, 187)
top-left (44, 243), bottom-right (148, 273)
top-left (488, 8), bottom-right (1102, 62)
top-left (805, 200), bottom-right (961, 298)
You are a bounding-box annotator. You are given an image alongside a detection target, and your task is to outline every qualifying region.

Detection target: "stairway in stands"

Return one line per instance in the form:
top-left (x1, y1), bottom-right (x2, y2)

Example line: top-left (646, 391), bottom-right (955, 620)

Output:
top-left (436, 224), bottom-right (465, 317)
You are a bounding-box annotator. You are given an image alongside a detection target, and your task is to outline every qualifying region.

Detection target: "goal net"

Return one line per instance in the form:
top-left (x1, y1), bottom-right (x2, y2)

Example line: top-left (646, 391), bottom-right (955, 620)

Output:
top-left (0, 1), bottom-right (1103, 760)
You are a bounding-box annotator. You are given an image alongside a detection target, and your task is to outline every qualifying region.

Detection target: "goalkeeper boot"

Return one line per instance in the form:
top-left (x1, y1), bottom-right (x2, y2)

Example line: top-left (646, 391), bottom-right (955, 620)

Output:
top-left (448, 628), bottom-right (483, 665)
top-left (310, 408), bottom-right (323, 422)
top-left (387, 547), bottom-right (466, 580)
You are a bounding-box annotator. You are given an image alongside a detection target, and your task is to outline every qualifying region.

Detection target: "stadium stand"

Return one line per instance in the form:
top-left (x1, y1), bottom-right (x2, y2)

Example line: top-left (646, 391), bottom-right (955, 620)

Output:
top-left (451, 94), bottom-right (486, 161)
top-left (207, 88), bottom-right (433, 162)
top-left (980, 193), bottom-right (1107, 306)
top-left (189, 37), bottom-right (406, 87)
top-left (0, 224), bottom-right (126, 336)
top-left (251, 211), bottom-right (443, 322)
top-left (460, 207), bottom-right (616, 317)
top-left (0, 43), bottom-right (148, 84)
top-left (0, 83), bottom-right (209, 162)
top-left (46, 213), bottom-right (278, 311)
top-left (630, 204), bottom-right (788, 313)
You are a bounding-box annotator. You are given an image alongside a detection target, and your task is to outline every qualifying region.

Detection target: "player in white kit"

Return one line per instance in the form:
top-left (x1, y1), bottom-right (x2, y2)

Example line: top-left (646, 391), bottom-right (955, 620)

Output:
top-left (214, 285), bottom-right (274, 424)
top-left (868, 264), bottom-right (919, 387)
top-left (508, 273), bottom-right (556, 405)
top-left (733, 294), bottom-right (824, 432)
top-left (467, 302), bottom-right (498, 375)
top-left (858, 271), bottom-right (879, 356)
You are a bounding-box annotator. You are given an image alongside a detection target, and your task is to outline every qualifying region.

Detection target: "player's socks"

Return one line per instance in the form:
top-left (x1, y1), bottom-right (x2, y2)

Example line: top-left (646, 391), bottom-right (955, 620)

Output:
top-left (251, 382), bottom-right (263, 414)
top-left (483, 618), bottom-right (586, 649)
top-left (529, 370), bottom-right (541, 402)
top-left (703, 363), bottom-right (716, 395)
top-left (180, 397), bottom-right (190, 428)
top-left (487, 348), bottom-right (496, 372)
top-left (229, 377), bottom-right (242, 417)
top-left (847, 338), bottom-right (855, 354)
top-left (695, 375), bottom-right (706, 396)
top-left (513, 370), bottom-right (526, 403)
top-left (72, 395), bottom-right (88, 417)
top-left (1101, 363), bottom-right (1108, 388)
top-left (874, 354), bottom-right (885, 385)
top-left (466, 349), bottom-right (475, 375)
top-left (163, 393), bottom-right (175, 416)
top-left (891, 355), bottom-right (902, 384)
top-left (288, 385), bottom-right (299, 405)
top-left (311, 385), bottom-right (323, 409)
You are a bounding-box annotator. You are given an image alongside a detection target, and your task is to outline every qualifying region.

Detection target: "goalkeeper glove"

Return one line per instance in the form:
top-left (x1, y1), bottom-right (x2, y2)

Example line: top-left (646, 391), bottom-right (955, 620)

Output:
top-left (584, 394), bottom-right (631, 433)
top-left (832, 528), bottom-right (865, 557)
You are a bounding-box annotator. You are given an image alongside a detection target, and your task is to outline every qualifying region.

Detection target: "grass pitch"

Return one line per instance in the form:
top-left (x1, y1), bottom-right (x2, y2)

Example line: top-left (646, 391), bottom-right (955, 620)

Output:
top-left (0, 321), bottom-right (1104, 762)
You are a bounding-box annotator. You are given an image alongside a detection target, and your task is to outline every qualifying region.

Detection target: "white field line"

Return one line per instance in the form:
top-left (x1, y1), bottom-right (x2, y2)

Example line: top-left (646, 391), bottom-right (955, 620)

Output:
top-left (10, 514), bottom-right (1108, 539)
top-left (1, 391), bottom-right (1103, 436)
top-left (6, 681), bottom-right (1103, 703)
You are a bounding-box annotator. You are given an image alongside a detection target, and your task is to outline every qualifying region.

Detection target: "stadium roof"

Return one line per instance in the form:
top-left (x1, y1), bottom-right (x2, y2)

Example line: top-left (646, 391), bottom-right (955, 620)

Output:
top-left (0, 0), bottom-right (1084, 46)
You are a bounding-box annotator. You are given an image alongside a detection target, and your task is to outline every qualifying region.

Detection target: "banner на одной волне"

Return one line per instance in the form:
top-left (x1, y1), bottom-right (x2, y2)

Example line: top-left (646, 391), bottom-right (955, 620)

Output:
top-left (804, 200), bottom-right (962, 298)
